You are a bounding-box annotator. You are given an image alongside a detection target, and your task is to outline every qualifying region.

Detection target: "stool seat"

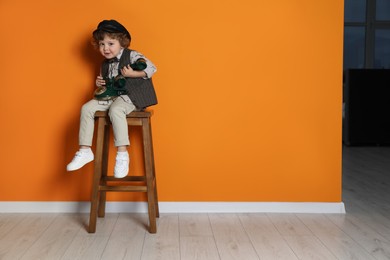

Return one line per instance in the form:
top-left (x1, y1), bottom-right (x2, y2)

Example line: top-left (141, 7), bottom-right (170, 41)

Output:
top-left (88, 110), bottom-right (159, 233)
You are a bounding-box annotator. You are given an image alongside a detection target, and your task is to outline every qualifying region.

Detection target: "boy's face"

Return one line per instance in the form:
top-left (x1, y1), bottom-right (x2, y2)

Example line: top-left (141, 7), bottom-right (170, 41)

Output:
top-left (98, 35), bottom-right (122, 59)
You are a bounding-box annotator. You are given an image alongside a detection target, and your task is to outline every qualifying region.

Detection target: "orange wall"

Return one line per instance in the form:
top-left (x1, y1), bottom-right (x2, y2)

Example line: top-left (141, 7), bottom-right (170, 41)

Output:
top-left (0, 0), bottom-right (344, 202)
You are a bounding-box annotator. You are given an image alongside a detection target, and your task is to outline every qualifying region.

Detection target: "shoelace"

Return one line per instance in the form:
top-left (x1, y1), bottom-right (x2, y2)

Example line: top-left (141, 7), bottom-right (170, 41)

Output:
top-left (72, 151), bottom-right (83, 161)
top-left (73, 151), bottom-right (89, 161)
top-left (116, 158), bottom-right (127, 165)
top-left (115, 157), bottom-right (128, 170)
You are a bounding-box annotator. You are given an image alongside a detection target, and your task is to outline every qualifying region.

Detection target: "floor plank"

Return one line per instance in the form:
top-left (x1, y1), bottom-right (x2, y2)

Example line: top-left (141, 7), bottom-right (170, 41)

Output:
top-left (297, 213), bottom-right (375, 260)
top-left (100, 213), bottom-right (147, 260)
top-left (0, 214), bottom-right (57, 260)
top-left (209, 213), bottom-right (259, 260)
top-left (61, 213), bottom-right (119, 260)
top-left (180, 236), bottom-right (220, 260)
top-left (179, 214), bottom-right (220, 260)
top-left (282, 235), bottom-right (337, 260)
top-left (267, 213), bottom-right (313, 236)
top-left (20, 214), bottom-right (82, 260)
top-left (0, 213), bottom-right (27, 238)
top-left (268, 213), bottom-right (336, 259)
top-left (239, 213), bottom-right (299, 260)
top-left (327, 214), bottom-right (390, 259)
top-left (179, 213), bottom-right (214, 237)
top-left (141, 214), bottom-right (180, 260)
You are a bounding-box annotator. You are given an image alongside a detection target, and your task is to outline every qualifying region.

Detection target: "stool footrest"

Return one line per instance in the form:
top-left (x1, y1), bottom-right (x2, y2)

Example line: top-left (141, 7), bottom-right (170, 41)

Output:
top-left (99, 185), bottom-right (148, 192)
top-left (102, 176), bottom-right (146, 182)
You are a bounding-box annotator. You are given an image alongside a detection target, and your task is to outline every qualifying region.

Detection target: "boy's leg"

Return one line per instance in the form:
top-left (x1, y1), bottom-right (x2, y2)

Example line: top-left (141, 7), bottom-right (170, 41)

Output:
top-left (67, 99), bottom-right (112, 171)
top-left (108, 97), bottom-right (136, 147)
top-left (79, 99), bottom-right (112, 146)
top-left (108, 97), bottom-right (136, 178)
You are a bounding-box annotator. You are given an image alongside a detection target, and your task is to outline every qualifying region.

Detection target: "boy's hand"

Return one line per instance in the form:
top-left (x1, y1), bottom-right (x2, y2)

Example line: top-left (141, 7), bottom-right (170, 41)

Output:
top-left (121, 65), bottom-right (134, 77)
top-left (96, 75), bottom-right (105, 87)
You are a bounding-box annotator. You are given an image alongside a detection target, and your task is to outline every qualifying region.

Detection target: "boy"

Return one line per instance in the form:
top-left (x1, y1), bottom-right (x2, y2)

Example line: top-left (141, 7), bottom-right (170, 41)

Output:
top-left (67, 19), bottom-right (157, 178)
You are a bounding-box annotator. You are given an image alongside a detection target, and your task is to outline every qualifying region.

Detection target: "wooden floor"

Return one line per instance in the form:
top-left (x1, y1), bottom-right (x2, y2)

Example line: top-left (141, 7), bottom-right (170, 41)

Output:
top-left (1, 146), bottom-right (390, 259)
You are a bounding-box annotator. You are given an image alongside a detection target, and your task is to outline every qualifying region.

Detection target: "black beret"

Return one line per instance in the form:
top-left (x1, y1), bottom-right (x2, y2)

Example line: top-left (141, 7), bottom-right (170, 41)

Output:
top-left (93, 19), bottom-right (131, 40)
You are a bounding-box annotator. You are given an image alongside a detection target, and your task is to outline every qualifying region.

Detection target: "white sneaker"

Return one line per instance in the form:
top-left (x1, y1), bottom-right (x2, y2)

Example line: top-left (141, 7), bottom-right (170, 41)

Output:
top-left (67, 148), bottom-right (94, 171)
top-left (114, 152), bottom-right (129, 178)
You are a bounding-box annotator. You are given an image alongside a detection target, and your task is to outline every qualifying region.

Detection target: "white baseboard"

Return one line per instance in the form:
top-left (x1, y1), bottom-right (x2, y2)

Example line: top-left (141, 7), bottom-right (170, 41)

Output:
top-left (0, 201), bottom-right (346, 214)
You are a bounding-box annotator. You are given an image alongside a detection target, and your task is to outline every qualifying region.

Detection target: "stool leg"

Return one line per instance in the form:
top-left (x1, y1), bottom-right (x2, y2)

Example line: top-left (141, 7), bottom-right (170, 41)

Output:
top-left (148, 119), bottom-right (160, 218)
top-left (98, 125), bottom-right (110, 218)
top-left (88, 117), bottom-right (106, 233)
top-left (142, 118), bottom-right (157, 233)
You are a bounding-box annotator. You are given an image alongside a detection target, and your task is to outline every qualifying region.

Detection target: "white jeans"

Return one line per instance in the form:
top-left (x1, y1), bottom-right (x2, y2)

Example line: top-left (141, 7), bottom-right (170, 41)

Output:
top-left (79, 96), bottom-right (136, 147)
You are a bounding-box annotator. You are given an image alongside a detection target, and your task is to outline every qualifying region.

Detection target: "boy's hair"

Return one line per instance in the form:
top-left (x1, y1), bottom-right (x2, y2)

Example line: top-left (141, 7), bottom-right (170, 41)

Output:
top-left (92, 31), bottom-right (130, 48)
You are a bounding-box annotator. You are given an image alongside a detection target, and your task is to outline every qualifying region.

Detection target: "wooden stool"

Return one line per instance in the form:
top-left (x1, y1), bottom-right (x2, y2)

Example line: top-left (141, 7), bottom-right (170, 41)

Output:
top-left (88, 110), bottom-right (159, 233)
